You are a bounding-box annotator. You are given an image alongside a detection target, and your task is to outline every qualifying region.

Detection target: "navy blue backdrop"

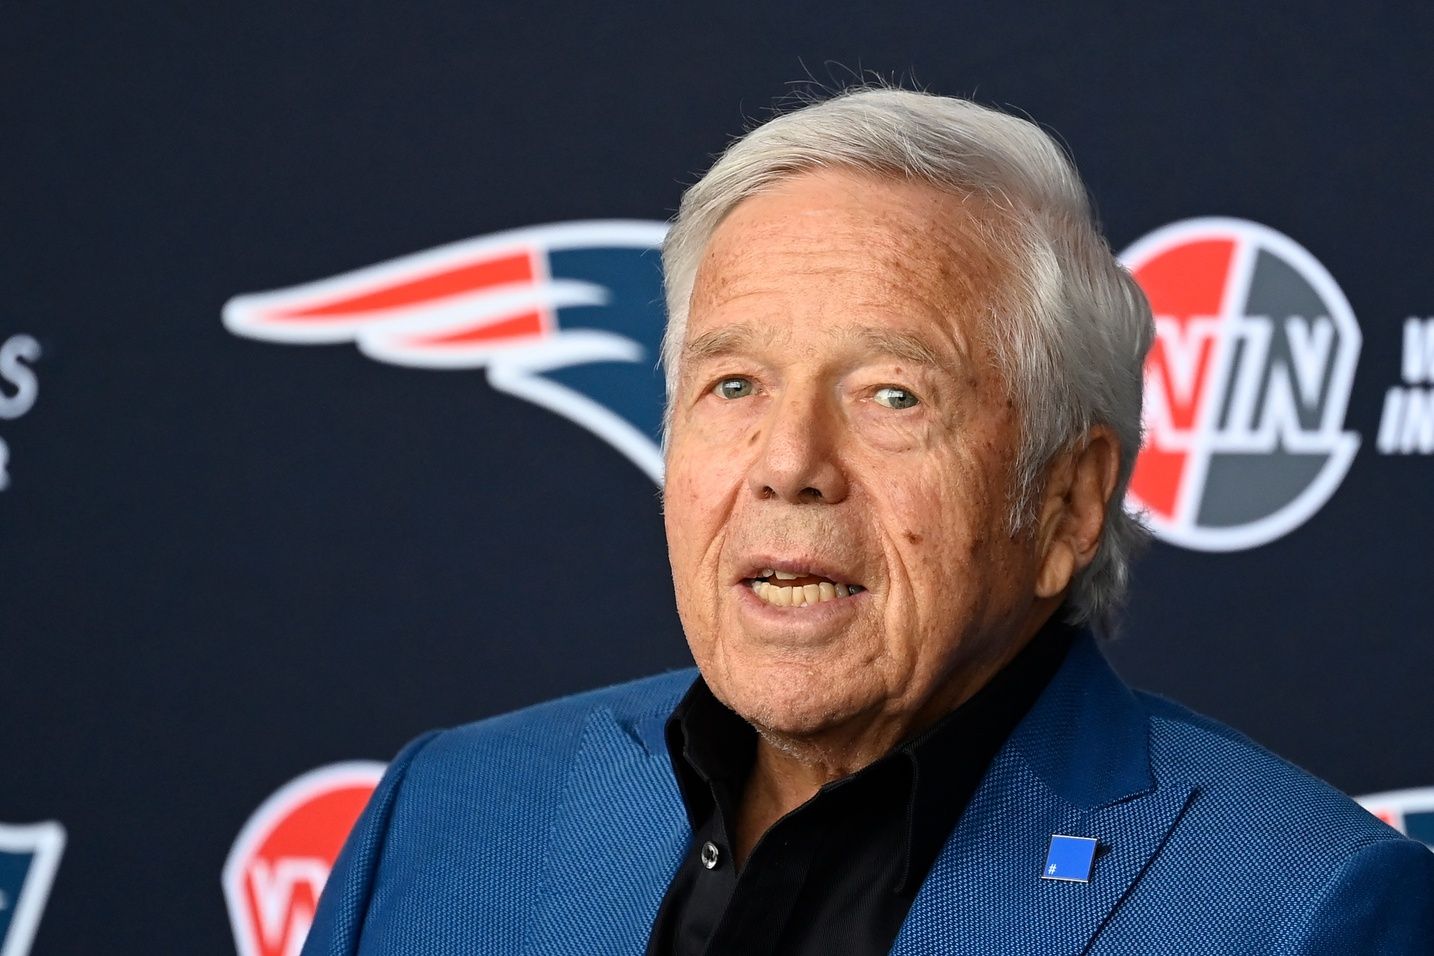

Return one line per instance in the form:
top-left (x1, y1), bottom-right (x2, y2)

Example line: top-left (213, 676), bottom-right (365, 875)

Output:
top-left (2, 3), bottom-right (1431, 953)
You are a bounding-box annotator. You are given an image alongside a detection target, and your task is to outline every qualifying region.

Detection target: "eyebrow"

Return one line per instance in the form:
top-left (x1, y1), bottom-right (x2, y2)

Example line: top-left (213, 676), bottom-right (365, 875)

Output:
top-left (849, 327), bottom-right (950, 370)
top-left (682, 323), bottom-right (759, 363)
top-left (682, 322), bottom-right (952, 371)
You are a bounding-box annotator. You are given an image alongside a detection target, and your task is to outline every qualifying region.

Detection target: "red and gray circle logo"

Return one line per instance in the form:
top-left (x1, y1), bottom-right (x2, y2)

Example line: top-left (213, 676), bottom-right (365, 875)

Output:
top-left (1120, 218), bottom-right (1361, 551)
top-left (1357, 787), bottom-right (1434, 849)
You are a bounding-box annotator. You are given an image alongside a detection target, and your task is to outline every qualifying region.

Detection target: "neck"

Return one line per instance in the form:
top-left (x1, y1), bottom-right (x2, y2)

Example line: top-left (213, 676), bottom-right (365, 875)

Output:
top-left (732, 600), bottom-right (1061, 864)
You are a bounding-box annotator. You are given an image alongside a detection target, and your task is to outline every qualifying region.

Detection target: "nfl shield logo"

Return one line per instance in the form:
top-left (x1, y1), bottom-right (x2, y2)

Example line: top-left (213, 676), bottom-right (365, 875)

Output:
top-left (0, 821), bottom-right (66, 956)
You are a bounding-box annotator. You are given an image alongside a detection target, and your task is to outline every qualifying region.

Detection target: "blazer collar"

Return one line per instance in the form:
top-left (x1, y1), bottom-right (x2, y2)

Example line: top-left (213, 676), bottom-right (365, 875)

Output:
top-left (519, 702), bottom-right (691, 956)
top-left (892, 630), bottom-right (1195, 954)
top-left (1008, 629), bottom-right (1156, 809)
top-left (520, 633), bottom-right (1192, 955)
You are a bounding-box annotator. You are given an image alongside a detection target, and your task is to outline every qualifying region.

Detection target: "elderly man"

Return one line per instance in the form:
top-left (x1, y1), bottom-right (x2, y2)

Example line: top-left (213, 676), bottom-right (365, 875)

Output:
top-left (303, 89), bottom-right (1434, 954)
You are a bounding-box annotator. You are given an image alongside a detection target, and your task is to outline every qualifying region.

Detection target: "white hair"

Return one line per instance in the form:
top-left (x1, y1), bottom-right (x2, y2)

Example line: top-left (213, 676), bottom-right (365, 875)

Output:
top-left (660, 87), bottom-right (1154, 631)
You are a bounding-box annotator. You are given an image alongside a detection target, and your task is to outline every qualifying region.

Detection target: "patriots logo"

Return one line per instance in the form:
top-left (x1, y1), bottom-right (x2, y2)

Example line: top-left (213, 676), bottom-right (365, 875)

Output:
top-left (0, 821), bottom-right (65, 956)
top-left (224, 221), bottom-right (670, 481)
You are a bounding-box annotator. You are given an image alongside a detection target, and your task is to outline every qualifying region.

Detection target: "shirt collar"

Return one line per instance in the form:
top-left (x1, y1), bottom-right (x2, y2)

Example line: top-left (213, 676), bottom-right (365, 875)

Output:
top-left (665, 617), bottom-right (1078, 892)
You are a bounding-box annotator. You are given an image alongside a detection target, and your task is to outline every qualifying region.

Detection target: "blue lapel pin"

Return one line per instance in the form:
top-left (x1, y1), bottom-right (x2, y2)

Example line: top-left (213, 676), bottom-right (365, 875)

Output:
top-left (1042, 834), bottom-right (1098, 882)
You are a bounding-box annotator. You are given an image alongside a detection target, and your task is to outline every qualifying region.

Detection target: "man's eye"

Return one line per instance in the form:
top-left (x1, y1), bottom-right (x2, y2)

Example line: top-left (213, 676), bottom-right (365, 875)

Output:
top-left (714, 377), bottom-right (755, 400)
top-left (873, 386), bottom-right (919, 410)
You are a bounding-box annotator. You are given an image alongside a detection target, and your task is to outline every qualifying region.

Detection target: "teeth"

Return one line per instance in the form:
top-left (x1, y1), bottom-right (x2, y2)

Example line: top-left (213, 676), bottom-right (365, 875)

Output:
top-left (773, 570), bottom-right (801, 580)
top-left (761, 568), bottom-right (774, 578)
top-left (750, 579), bottom-right (862, 607)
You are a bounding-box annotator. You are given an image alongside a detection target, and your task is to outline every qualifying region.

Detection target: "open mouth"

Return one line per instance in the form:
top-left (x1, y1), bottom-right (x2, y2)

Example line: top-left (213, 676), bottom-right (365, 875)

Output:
top-left (743, 569), bottom-right (866, 608)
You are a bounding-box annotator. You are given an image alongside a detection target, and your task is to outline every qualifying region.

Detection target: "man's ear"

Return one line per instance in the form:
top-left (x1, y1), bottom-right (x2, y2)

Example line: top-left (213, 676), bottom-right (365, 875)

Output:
top-left (1033, 426), bottom-right (1121, 600)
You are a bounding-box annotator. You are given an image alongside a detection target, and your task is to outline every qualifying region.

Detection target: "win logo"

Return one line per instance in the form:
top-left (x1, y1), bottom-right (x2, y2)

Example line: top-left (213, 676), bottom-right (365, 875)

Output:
top-left (1358, 788), bottom-right (1434, 851)
top-left (1121, 218), bottom-right (1361, 552)
top-left (224, 763), bottom-right (384, 956)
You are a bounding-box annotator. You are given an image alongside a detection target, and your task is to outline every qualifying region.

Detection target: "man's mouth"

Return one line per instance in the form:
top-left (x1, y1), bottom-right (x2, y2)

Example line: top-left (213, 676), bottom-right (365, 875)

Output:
top-left (743, 569), bottom-right (867, 608)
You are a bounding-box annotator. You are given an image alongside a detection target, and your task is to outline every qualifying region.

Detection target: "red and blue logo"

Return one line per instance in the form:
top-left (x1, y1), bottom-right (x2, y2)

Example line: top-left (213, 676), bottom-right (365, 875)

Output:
top-left (224, 221), bottom-right (670, 481)
top-left (223, 762), bottom-right (384, 956)
top-left (1120, 218), bottom-right (1362, 551)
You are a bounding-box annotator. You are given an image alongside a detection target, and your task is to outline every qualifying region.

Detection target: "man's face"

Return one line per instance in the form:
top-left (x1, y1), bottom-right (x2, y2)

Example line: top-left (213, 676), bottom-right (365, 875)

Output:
top-left (664, 168), bottom-right (1050, 748)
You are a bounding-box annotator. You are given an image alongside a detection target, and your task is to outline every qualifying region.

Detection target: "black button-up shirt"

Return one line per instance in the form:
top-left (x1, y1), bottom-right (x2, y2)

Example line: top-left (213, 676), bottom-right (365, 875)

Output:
top-left (645, 621), bottom-right (1075, 956)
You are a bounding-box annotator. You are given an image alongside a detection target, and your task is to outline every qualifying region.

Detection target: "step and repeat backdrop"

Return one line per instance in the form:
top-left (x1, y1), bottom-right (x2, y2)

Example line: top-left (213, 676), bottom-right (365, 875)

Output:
top-left (3, 3), bottom-right (1431, 953)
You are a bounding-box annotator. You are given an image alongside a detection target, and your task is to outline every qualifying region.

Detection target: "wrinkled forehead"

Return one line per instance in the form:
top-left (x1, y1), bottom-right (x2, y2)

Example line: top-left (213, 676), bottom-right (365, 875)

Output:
top-left (687, 167), bottom-right (1016, 347)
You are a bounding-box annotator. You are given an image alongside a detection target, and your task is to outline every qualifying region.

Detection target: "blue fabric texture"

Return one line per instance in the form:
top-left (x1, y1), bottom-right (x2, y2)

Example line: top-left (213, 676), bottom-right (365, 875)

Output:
top-left (302, 634), bottom-right (1434, 954)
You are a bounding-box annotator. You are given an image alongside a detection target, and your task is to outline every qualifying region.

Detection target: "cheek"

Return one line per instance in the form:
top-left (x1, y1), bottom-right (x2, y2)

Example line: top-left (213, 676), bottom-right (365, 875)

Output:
top-left (880, 454), bottom-right (979, 541)
top-left (663, 442), bottom-right (745, 576)
top-left (667, 451), bottom-right (731, 527)
top-left (874, 450), bottom-right (1007, 591)
top-left (663, 467), bottom-right (705, 567)
top-left (670, 404), bottom-right (759, 487)
top-left (662, 474), bottom-right (708, 641)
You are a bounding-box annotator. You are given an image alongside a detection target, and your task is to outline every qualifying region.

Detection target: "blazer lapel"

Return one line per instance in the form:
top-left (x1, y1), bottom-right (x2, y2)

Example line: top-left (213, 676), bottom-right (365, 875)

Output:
top-left (893, 634), bottom-right (1195, 955)
top-left (519, 707), bottom-right (690, 956)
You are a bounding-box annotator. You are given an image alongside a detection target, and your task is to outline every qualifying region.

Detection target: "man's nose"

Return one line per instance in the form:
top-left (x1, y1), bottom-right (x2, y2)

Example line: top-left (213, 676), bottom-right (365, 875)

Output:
top-left (747, 387), bottom-right (850, 504)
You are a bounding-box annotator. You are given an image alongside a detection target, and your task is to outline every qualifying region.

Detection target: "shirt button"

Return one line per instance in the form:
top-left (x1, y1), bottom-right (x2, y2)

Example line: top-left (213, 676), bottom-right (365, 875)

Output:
top-left (700, 841), bottom-right (721, 870)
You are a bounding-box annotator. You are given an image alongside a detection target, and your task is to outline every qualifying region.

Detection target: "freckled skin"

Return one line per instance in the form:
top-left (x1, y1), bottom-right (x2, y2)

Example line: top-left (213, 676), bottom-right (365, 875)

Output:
top-left (663, 169), bottom-right (1108, 837)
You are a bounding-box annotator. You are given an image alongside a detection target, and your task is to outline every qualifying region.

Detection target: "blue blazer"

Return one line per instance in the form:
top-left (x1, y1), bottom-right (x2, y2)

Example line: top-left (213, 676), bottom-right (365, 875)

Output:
top-left (303, 634), bottom-right (1434, 954)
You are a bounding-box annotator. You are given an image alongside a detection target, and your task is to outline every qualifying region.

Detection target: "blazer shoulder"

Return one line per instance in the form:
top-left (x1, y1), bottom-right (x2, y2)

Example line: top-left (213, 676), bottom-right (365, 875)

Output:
top-left (392, 668), bottom-right (696, 796)
top-left (1281, 836), bottom-right (1434, 952)
top-left (444, 667), bottom-right (695, 744)
top-left (1137, 691), bottom-right (1411, 853)
top-left (305, 672), bottom-right (696, 954)
top-left (1062, 690), bottom-right (1432, 952)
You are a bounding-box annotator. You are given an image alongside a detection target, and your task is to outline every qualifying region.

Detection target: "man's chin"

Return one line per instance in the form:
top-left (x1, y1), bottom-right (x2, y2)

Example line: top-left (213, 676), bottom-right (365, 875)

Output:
top-left (708, 664), bottom-right (871, 743)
